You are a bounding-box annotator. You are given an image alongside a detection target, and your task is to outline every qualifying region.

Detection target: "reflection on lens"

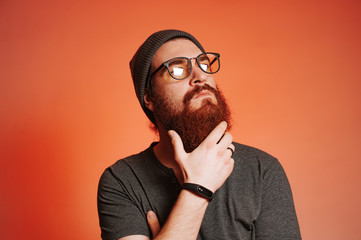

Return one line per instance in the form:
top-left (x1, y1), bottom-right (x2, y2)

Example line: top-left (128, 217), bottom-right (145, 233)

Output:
top-left (200, 64), bottom-right (208, 72)
top-left (173, 67), bottom-right (184, 77)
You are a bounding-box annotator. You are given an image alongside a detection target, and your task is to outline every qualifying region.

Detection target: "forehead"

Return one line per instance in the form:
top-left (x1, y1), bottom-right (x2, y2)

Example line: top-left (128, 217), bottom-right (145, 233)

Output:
top-left (152, 39), bottom-right (203, 67)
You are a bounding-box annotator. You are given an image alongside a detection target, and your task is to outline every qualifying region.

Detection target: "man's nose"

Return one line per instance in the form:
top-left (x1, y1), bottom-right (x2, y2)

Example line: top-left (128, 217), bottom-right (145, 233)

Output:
top-left (189, 60), bottom-right (208, 86)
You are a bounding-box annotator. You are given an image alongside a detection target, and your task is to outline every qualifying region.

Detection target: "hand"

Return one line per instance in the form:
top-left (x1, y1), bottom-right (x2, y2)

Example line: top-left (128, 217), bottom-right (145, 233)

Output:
top-left (168, 121), bottom-right (235, 192)
top-left (147, 211), bottom-right (160, 239)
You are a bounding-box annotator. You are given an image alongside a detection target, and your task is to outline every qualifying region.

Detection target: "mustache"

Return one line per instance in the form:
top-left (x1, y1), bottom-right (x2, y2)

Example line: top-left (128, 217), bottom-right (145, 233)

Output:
top-left (183, 84), bottom-right (218, 105)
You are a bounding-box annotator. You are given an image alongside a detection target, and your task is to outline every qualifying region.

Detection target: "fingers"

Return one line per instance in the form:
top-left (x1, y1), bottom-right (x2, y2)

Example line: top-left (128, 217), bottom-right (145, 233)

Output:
top-left (202, 121), bottom-right (228, 147)
top-left (147, 211), bottom-right (160, 238)
top-left (206, 121), bottom-right (233, 150)
top-left (226, 144), bottom-right (235, 157)
top-left (217, 131), bottom-right (233, 149)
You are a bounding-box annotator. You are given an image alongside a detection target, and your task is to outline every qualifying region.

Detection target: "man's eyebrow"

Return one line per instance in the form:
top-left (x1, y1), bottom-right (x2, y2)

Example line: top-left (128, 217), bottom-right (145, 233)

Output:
top-left (198, 55), bottom-right (209, 61)
top-left (168, 58), bottom-right (185, 65)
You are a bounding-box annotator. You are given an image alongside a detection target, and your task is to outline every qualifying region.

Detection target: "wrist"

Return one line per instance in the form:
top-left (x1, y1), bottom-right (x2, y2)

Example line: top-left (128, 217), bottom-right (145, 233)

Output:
top-left (182, 183), bottom-right (214, 201)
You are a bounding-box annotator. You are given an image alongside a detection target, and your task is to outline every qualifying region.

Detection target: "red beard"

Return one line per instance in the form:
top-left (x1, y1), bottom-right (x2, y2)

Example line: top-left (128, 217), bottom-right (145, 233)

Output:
top-left (151, 84), bottom-right (232, 152)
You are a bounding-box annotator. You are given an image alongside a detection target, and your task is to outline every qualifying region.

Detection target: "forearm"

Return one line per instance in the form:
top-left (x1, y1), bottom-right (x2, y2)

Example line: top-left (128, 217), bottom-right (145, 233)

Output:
top-left (154, 190), bottom-right (209, 240)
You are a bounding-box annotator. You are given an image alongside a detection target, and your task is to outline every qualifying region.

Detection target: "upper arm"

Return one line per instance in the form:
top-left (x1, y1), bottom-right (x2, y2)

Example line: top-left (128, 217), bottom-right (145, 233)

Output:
top-left (98, 168), bottom-right (151, 240)
top-left (255, 158), bottom-right (301, 239)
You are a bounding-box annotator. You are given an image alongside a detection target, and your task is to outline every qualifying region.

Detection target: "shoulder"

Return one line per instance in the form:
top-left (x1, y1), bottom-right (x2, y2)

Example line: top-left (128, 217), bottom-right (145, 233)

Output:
top-left (233, 142), bottom-right (278, 164)
top-left (98, 142), bottom-right (172, 191)
top-left (99, 144), bottom-right (157, 186)
top-left (232, 142), bottom-right (285, 177)
top-left (110, 146), bottom-right (154, 173)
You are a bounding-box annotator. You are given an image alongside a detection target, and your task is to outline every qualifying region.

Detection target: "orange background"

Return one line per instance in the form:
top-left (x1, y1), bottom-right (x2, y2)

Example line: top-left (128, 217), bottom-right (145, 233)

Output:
top-left (1, 0), bottom-right (361, 239)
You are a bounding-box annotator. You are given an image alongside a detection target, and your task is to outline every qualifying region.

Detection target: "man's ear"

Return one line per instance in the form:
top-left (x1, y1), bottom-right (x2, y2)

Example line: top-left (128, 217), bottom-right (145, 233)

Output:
top-left (144, 90), bottom-right (154, 112)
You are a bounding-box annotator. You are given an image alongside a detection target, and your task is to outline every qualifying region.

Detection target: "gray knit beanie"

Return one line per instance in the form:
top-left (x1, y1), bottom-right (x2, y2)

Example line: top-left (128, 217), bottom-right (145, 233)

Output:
top-left (129, 29), bottom-right (205, 124)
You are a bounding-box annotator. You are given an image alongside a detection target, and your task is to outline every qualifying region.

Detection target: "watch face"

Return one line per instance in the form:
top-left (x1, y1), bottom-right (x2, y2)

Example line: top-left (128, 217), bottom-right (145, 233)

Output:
top-left (197, 186), bottom-right (213, 198)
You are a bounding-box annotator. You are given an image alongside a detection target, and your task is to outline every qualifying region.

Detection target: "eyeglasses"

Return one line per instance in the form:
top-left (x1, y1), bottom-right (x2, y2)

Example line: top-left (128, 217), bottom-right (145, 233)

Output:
top-left (150, 52), bottom-right (220, 80)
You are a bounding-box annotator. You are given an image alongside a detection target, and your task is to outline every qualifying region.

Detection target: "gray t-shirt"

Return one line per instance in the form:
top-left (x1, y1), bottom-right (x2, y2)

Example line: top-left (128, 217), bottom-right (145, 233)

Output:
top-left (98, 142), bottom-right (301, 240)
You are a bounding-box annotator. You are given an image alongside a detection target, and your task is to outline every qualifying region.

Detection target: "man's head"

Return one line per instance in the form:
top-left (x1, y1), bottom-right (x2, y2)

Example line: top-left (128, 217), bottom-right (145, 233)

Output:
top-left (130, 30), bottom-right (231, 152)
top-left (130, 30), bottom-right (206, 124)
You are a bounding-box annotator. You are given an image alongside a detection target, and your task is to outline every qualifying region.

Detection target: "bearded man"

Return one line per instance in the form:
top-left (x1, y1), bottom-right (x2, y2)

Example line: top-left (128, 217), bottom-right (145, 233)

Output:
top-left (97, 30), bottom-right (301, 240)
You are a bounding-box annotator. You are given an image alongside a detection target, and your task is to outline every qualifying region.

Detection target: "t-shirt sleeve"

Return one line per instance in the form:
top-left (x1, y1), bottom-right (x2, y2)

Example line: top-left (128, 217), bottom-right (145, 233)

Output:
top-left (255, 157), bottom-right (302, 239)
top-left (97, 168), bottom-right (151, 240)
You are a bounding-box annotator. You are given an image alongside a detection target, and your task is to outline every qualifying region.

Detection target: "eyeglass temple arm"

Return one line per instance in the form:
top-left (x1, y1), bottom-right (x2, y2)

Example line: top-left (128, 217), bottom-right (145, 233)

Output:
top-left (210, 57), bottom-right (218, 66)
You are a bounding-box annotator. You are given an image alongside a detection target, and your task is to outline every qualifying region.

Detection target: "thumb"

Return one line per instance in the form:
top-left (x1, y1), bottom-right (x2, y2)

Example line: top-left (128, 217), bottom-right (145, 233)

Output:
top-left (168, 130), bottom-right (186, 161)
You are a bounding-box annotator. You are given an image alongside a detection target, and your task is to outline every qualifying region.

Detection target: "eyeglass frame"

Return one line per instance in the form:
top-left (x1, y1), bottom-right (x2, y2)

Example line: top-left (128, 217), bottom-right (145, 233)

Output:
top-left (149, 52), bottom-right (221, 81)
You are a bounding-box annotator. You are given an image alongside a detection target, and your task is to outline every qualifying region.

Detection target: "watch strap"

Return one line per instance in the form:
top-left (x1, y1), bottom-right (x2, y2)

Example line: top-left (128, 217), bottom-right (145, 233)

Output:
top-left (182, 183), bottom-right (214, 201)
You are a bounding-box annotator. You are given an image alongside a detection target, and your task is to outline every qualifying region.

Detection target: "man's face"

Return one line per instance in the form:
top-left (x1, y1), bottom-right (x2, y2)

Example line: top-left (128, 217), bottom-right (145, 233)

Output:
top-left (147, 39), bottom-right (218, 114)
top-left (145, 39), bottom-right (231, 152)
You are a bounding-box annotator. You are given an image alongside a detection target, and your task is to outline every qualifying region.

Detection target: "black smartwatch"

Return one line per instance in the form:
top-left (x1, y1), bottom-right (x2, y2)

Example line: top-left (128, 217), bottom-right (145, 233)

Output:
top-left (182, 183), bottom-right (214, 201)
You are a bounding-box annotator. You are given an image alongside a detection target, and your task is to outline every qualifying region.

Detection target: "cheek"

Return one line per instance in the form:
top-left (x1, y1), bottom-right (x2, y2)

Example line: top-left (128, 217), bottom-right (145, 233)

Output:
top-left (208, 76), bottom-right (217, 88)
top-left (152, 84), bottom-right (185, 108)
top-left (158, 83), bottom-right (189, 101)
top-left (165, 88), bottom-right (186, 106)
